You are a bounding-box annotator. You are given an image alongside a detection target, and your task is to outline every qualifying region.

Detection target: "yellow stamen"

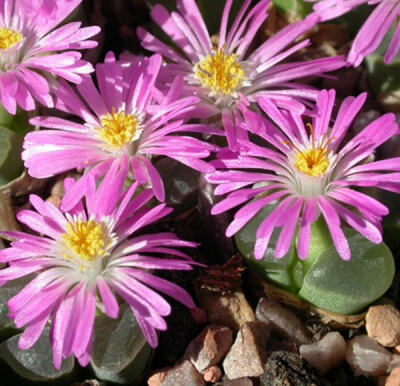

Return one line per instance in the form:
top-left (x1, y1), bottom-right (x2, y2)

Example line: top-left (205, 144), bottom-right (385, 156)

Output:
top-left (194, 49), bottom-right (245, 95)
top-left (63, 220), bottom-right (105, 261)
top-left (99, 108), bottom-right (139, 148)
top-left (0, 27), bottom-right (23, 50)
top-left (295, 148), bottom-right (330, 177)
top-left (292, 123), bottom-right (332, 177)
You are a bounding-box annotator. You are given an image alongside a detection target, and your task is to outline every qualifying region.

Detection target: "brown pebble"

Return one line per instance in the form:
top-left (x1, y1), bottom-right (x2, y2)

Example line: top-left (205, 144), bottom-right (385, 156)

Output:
top-left (385, 367), bottom-right (400, 386)
top-left (148, 361), bottom-right (204, 386)
top-left (223, 321), bottom-right (270, 379)
top-left (147, 371), bottom-right (167, 386)
top-left (185, 324), bottom-right (233, 373)
top-left (203, 366), bottom-right (222, 383)
top-left (366, 304), bottom-right (400, 347)
top-left (195, 288), bottom-right (255, 331)
top-left (256, 298), bottom-right (312, 346)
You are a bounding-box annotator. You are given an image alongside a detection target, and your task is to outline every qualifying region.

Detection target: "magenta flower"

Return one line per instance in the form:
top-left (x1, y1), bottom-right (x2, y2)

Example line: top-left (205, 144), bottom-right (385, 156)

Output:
top-left (206, 89), bottom-right (400, 261)
top-left (138, 0), bottom-right (345, 147)
top-left (22, 53), bottom-right (216, 203)
top-left (309, 0), bottom-right (400, 65)
top-left (0, 0), bottom-right (100, 114)
top-left (0, 162), bottom-right (197, 369)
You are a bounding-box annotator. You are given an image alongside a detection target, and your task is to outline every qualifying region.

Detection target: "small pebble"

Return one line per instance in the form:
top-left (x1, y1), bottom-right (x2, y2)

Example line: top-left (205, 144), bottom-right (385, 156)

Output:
top-left (346, 335), bottom-right (392, 377)
top-left (300, 332), bottom-right (346, 374)
top-left (385, 367), bottom-right (400, 386)
top-left (148, 371), bottom-right (167, 386)
top-left (196, 289), bottom-right (255, 331)
top-left (256, 298), bottom-right (312, 346)
top-left (203, 366), bottom-right (222, 383)
top-left (366, 304), bottom-right (400, 347)
top-left (147, 361), bottom-right (204, 386)
top-left (223, 321), bottom-right (270, 379)
top-left (185, 324), bottom-right (233, 373)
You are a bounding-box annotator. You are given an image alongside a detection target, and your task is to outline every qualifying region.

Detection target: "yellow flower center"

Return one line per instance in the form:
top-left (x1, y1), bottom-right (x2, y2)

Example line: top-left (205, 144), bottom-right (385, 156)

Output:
top-left (0, 27), bottom-right (23, 50)
top-left (99, 109), bottom-right (140, 149)
top-left (63, 220), bottom-right (105, 262)
top-left (194, 50), bottom-right (245, 95)
top-left (295, 148), bottom-right (330, 177)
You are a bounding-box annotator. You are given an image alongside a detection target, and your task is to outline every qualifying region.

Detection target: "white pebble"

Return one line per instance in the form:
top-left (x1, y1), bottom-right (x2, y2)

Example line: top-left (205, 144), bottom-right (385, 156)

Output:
top-left (346, 335), bottom-right (392, 377)
top-left (300, 332), bottom-right (346, 374)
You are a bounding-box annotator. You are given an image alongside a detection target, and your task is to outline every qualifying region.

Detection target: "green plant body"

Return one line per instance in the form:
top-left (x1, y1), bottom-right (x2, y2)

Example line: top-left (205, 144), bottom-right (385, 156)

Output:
top-left (235, 204), bottom-right (395, 315)
top-left (0, 106), bottom-right (33, 186)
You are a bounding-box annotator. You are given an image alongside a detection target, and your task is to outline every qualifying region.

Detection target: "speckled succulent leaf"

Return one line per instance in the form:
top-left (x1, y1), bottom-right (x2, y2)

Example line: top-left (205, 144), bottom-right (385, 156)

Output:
top-left (90, 306), bottom-right (153, 384)
top-left (298, 232), bottom-right (395, 314)
top-left (0, 327), bottom-right (75, 383)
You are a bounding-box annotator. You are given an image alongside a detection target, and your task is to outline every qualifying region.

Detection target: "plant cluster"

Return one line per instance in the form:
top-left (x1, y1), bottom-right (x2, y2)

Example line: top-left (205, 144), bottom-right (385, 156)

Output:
top-left (0, 0), bottom-right (399, 382)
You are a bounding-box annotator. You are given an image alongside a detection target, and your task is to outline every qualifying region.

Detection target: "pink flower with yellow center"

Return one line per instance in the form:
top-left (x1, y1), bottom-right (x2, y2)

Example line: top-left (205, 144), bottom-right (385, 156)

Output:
top-left (22, 53), bottom-right (217, 203)
top-left (0, 162), bottom-right (197, 369)
top-left (0, 0), bottom-right (100, 113)
top-left (138, 0), bottom-right (346, 146)
top-left (207, 90), bottom-right (400, 261)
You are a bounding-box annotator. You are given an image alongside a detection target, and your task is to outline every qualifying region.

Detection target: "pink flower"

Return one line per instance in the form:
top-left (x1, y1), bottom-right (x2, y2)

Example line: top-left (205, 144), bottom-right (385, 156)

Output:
top-left (138, 0), bottom-right (345, 147)
top-left (22, 53), bottom-right (217, 204)
top-left (0, 0), bottom-right (100, 114)
top-left (0, 162), bottom-right (197, 369)
top-left (309, 0), bottom-right (400, 65)
top-left (206, 89), bottom-right (400, 261)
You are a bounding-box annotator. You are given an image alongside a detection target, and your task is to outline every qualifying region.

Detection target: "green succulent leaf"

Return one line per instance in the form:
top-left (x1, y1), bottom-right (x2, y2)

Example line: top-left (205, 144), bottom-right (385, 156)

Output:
top-left (299, 216), bottom-right (333, 274)
top-left (0, 105), bottom-right (32, 136)
top-left (156, 158), bottom-right (200, 213)
top-left (0, 126), bottom-right (25, 186)
top-left (0, 326), bottom-right (75, 384)
top-left (237, 204), bottom-right (395, 315)
top-left (90, 306), bottom-right (153, 384)
top-left (0, 100), bottom-right (34, 186)
top-left (298, 233), bottom-right (395, 315)
top-left (235, 204), bottom-right (299, 292)
top-left (0, 276), bottom-right (33, 341)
